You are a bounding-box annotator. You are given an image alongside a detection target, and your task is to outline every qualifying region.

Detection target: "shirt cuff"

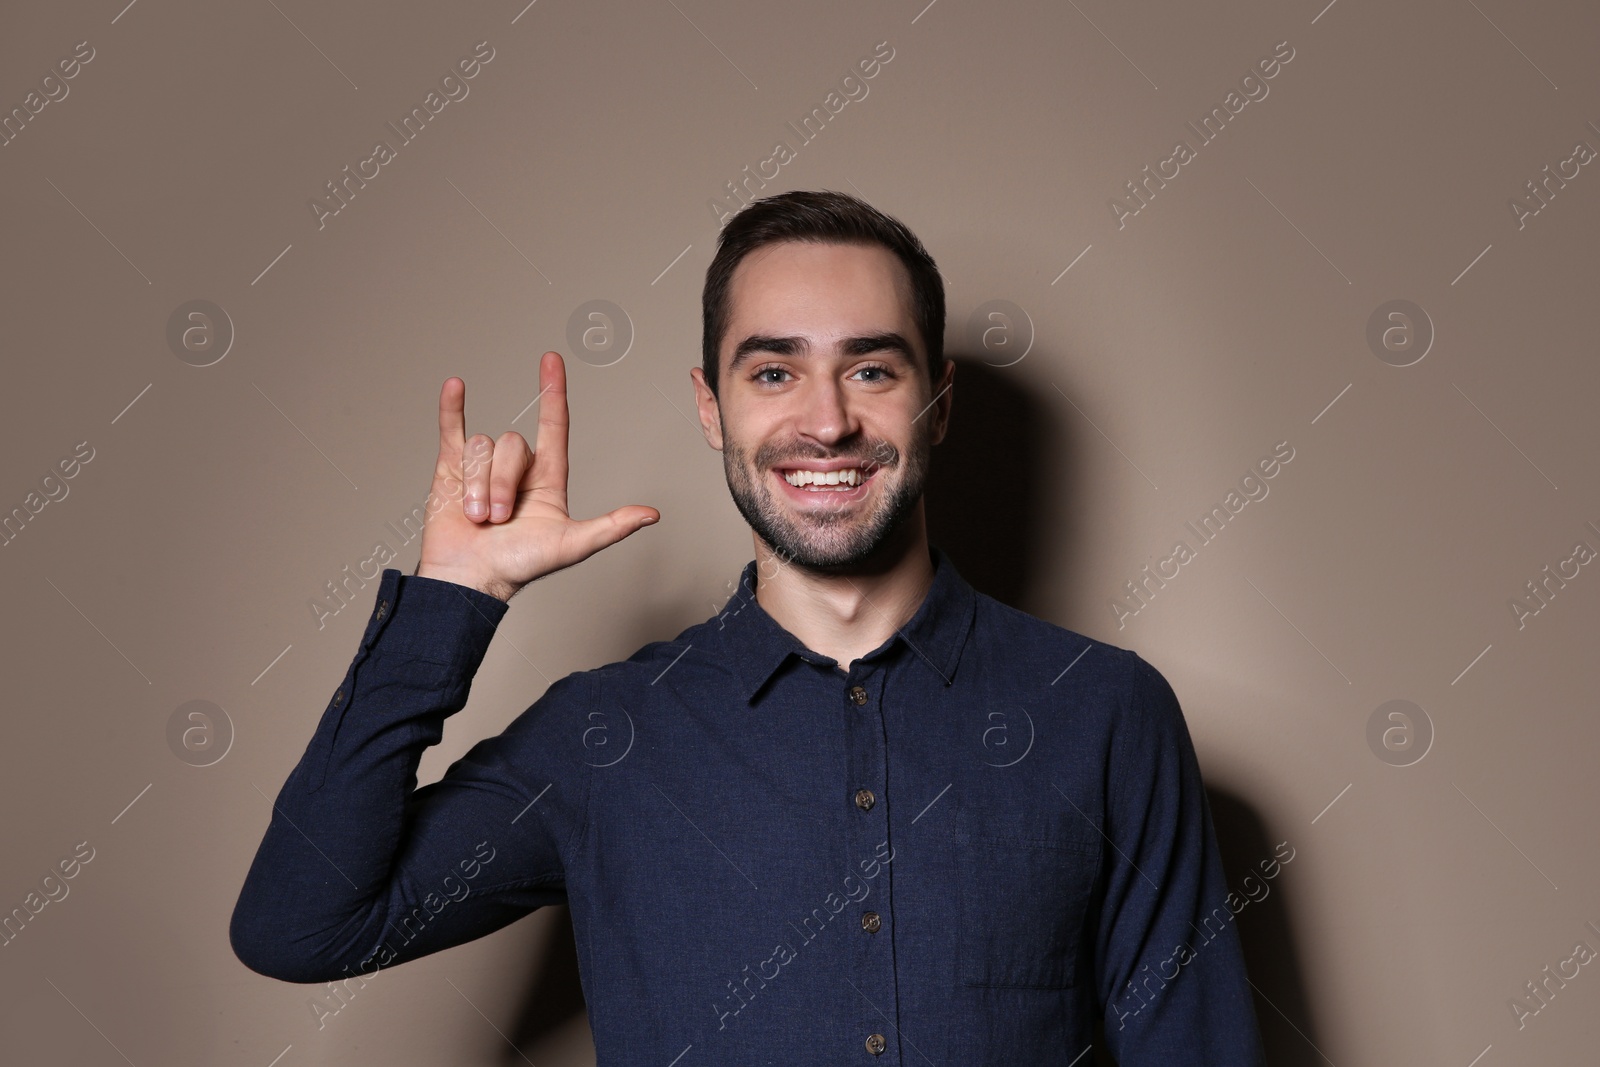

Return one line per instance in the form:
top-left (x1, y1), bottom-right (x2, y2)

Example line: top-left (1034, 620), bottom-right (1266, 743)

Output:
top-left (358, 568), bottom-right (512, 675)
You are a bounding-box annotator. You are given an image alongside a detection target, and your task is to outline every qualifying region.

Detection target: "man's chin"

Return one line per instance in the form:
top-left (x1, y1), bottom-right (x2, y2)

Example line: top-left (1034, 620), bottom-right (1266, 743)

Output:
top-left (726, 462), bottom-right (923, 572)
top-left (756, 510), bottom-right (913, 573)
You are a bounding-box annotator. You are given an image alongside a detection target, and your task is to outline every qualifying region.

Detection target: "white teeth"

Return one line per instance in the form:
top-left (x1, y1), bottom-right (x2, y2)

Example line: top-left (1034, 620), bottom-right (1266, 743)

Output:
top-left (783, 468), bottom-right (865, 487)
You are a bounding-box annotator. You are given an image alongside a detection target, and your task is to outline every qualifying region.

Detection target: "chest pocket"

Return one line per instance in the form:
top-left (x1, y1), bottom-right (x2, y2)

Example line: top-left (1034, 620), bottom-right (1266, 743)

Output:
top-left (953, 811), bottom-right (1102, 990)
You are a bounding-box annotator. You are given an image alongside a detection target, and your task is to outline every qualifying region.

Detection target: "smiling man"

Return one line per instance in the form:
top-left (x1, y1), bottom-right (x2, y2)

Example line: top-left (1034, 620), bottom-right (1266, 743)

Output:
top-left (691, 228), bottom-right (952, 672)
top-left (231, 190), bottom-right (1267, 1065)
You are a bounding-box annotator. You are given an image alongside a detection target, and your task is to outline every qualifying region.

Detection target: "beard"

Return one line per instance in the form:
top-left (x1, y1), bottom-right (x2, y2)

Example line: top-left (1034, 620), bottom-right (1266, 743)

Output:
top-left (720, 416), bottom-right (932, 572)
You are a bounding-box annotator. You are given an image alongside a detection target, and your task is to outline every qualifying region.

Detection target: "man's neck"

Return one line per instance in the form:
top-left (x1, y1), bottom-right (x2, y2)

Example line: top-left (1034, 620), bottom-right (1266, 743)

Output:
top-left (752, 518), bottom-right (936, 674)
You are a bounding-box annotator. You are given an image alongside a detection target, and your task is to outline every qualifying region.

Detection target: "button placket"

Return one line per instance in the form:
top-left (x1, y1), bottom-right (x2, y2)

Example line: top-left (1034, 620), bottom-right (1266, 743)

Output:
top-left (841, 666), bottom-right (895, 1062)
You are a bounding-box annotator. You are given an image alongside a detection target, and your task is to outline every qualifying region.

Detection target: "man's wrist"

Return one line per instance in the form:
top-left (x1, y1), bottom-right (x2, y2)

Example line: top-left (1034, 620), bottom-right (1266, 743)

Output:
top-left (413, 563), bottom-right (520, 603)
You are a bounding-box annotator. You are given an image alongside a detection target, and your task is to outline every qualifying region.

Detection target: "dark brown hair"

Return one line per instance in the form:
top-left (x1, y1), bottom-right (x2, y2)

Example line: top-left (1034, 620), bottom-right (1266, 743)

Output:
top-left (701, 189), bottom-right (946, 399)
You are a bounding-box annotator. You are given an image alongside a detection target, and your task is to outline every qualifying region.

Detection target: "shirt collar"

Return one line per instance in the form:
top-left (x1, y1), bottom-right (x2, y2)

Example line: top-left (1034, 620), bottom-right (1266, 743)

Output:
top-left (715, 543), bottom-right (978, 704)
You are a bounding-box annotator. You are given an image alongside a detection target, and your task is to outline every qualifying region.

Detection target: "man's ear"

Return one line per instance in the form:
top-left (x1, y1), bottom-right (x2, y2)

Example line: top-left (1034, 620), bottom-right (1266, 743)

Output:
top-left (928, 358), bottom-right (955, 446)
top-left (690, 367), bottom-right (724, 450)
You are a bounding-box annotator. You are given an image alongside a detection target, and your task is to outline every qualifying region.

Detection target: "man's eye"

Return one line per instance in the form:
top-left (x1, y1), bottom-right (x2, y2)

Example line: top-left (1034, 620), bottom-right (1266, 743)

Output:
top-left (751, 363), bottom-right (894, 385)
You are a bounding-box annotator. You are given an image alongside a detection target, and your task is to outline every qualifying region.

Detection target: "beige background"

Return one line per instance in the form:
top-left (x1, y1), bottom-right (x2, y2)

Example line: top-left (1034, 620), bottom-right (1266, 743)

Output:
top-left (2, 0), bottom-right (1597, 1063)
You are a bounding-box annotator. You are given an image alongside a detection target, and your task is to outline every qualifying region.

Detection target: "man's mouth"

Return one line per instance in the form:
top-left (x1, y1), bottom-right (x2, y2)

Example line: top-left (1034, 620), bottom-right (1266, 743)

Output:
top-left (773, 462), bottom-right (880, 494)
top-left (783, 467), bottom-right (866, 489)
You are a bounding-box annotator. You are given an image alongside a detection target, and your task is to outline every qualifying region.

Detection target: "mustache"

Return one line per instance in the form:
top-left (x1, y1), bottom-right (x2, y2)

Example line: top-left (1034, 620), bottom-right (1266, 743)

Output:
top-left (759, 442), bottom-right (898, 475)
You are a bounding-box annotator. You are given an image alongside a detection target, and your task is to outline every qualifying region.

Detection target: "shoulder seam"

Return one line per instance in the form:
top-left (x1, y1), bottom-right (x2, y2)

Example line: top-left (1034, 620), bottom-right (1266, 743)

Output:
top-left (1108, 647), bottom-right (1149, 817)
top-left (974, 591), bottom-right (1126, 653)
top-left (566, 670), bottom-right (596, 865)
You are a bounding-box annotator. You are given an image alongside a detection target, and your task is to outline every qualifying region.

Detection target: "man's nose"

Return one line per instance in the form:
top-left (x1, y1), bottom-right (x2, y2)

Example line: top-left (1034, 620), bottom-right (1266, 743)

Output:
top-left (793, 375), bottom-right (859, 444)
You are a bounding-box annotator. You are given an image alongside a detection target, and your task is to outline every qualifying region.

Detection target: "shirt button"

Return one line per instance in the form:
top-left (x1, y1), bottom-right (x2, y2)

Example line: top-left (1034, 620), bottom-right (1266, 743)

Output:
top-left (854, 788), bottom-right (875, 812)
top-left (865, 1033), bottom-right (886, 1055)
top-left (332, 687), bottom-right (344, 706)
top-left (375, 598), bottom-right (389, 620)
top-left (861, 911), bottom-right (881, 933)
top-left (848, 685), bottom-right (868, 705)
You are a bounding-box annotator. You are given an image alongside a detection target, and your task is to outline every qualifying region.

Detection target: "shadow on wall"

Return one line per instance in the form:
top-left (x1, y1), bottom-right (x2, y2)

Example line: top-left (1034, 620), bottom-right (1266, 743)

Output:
top-left (930, 358), bottom-right (1321, 1065)
top-left (1209, 788), bottom-right (1324, 1067)
top-left (492, 357), bottom-right (1318, 1065)
top-left (501, 906), bottom-right (588, 1063)
top-left (925, 354), bottom-right (1055, 616)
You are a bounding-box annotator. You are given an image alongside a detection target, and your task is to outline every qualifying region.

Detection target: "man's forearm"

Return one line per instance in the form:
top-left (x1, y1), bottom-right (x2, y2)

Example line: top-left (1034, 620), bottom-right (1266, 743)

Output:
top-left (229, 568), bottom-right (510, 982)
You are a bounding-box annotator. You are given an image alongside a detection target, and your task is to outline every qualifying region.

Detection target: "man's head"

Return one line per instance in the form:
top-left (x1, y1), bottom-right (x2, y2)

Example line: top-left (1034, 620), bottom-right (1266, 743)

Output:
top-left (690, 190), bottom-right (955, 573)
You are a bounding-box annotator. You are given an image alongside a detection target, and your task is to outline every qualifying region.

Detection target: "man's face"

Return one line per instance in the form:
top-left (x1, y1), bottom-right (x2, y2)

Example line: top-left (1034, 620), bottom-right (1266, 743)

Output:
top-left (691, 240), bottom-right (954, 571)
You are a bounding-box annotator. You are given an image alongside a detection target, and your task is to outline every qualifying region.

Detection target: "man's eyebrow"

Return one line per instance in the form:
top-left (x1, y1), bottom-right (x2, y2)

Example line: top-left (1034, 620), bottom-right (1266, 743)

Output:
top-left (727, 332), bottom-right (917, 376)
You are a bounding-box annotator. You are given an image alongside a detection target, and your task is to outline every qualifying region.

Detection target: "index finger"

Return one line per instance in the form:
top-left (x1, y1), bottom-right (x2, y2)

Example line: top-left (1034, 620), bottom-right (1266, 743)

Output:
top-left (437, 376), bottom-right (466, 474)
top-left (531, 352), bottom-right (569, 492)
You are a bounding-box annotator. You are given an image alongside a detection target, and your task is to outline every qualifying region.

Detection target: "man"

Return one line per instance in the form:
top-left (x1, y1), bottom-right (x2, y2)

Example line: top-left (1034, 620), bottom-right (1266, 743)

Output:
top-left (231, 190), bottom-right (1268, 1064)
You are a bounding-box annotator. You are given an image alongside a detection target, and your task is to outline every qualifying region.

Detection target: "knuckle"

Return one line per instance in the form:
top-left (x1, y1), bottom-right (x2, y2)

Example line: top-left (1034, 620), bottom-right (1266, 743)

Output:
top-left (463, 435), bottom-right (494, 476)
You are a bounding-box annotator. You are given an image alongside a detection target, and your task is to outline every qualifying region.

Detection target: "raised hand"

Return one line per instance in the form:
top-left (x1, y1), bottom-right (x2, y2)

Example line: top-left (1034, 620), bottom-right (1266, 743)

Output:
top-left (414, 351), bottom-right (659, 601)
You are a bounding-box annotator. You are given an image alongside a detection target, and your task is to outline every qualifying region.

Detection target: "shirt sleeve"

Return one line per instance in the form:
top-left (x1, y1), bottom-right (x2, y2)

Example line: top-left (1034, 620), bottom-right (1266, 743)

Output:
top-left (229, 568), bottom-right (593, 985)
top-left (1093, 651), bottom-right (1268, 1065)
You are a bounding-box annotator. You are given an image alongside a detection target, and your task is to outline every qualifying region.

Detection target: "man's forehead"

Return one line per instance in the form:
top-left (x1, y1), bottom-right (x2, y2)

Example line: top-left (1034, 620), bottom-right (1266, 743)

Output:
top-left (730, 239), bottom-right (908, 290)
top-left (723, 241), bottom-right (917, 349)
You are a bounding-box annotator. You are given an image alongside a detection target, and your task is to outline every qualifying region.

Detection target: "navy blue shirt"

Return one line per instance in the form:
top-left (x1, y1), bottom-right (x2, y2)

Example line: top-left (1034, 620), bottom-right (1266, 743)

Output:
top-left (231, 544), bottom-right (1266, 1065)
